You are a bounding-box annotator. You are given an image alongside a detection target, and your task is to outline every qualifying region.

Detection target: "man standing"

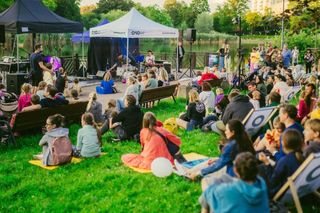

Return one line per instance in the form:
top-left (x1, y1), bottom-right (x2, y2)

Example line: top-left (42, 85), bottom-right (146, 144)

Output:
top-left (282, 43), bottom-right (292, 68)
top-left (30, 44), bottom-right (50, 86)
top-left (177, 41), bottom-right (185, 73)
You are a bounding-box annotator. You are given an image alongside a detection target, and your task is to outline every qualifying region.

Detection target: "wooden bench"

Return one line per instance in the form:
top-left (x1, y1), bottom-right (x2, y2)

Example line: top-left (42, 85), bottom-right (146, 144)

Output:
top-left (13, 101), bottom-right (89, 133)
top-left (204, 78), bottom-right (223, 88)
top-left (139, 84), bottom-right (177, 106)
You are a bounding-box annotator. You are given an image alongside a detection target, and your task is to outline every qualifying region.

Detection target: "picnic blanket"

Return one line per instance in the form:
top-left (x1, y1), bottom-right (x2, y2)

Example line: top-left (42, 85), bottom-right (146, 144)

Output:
top-left (29, 153), bottom-right (107, 170)
top-left (126, 152), bottom-right (208, 173)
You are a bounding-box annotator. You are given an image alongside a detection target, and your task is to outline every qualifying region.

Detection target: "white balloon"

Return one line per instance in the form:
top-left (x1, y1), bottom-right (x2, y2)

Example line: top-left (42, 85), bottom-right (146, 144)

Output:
top-left (151, 157), bottom-right (173, 178)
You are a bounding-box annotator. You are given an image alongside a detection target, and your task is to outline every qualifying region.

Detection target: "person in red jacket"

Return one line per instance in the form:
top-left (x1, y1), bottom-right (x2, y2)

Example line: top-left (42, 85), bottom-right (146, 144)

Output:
top-left (121, 112), bottom-right (182, 170)
top-left (198, 67), bottom-right (219, 85)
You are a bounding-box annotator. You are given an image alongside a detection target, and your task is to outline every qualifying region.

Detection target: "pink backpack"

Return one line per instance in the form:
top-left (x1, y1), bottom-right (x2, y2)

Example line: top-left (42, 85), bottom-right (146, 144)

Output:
top-left (50, 136), bottom-right (72, 165)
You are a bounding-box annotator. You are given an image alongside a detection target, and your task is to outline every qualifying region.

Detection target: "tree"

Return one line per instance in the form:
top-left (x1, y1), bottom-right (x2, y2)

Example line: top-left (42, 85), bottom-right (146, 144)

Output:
top-left (101, 10), bottom-right (126, 22)
top-left (212, 4), bottom-right (235, 33)
top-left (95, 0), bottom-right (134, 14)
top-left (82, 12), bottom-right (101, 29)
top-left (190, 0), bottom-right (209, 14)
top-left (165, 1), bottom-right (189, 28)
top-left (163, 0), bottom-right (177, 10)
top-left (244, 12), bottom-right (262, 34)
top-left (194, 12), bottom-right (213, 33)
top-left (143, 6), bottom-right (173, 27)
top-left (0, 0), bottom-right (57, 13)
top-left (54, 0), bottom-right (81, 21)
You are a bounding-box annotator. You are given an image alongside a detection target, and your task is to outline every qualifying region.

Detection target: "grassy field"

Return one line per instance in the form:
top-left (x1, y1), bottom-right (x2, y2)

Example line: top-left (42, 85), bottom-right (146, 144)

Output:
top-left (0, 99), bottom-right (221, 212)
top-left (1, 97), bottom-right (318, 212)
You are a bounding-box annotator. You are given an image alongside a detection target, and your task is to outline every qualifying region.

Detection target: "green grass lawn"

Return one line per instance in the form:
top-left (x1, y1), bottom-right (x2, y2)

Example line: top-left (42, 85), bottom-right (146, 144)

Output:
top-left (1, 97), bottom-right (318, 212)
top-left (0, 99), bottom-right (221, 212)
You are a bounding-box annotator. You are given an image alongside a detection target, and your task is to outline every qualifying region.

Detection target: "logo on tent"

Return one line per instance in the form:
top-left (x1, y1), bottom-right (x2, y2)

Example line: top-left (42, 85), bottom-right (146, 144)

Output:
top-left (131, 31), bottom-right (144, 36)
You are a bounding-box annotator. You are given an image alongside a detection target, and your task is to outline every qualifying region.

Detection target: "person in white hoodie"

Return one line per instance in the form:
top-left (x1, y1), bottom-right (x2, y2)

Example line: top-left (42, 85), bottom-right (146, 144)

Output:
top-left (199, 82), bottom-right (215, 114)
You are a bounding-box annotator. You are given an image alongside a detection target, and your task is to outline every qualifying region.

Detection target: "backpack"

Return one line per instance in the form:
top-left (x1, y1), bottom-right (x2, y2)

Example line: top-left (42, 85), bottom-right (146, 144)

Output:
top-left (49, 136), bottom-right (72, 166)
top-left (163, 118), bottom-right (178, 135)
top-left (154, 130), bottom-right (186, 163)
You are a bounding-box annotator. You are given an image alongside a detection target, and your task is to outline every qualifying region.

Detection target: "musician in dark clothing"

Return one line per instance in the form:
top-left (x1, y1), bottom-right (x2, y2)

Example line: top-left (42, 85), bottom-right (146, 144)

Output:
top-left (176, 41), bottom-right (185, 73)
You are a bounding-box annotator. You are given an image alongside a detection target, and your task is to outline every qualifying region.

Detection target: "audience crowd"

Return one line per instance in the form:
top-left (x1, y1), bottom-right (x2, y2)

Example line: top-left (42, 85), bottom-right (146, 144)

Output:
top-left (1, 42), bottom-right (320, 212)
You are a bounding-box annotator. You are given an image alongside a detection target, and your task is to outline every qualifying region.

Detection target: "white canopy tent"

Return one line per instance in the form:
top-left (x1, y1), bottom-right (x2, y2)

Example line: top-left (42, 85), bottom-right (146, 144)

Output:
top-left (90, 8), bottom-right (179, 74)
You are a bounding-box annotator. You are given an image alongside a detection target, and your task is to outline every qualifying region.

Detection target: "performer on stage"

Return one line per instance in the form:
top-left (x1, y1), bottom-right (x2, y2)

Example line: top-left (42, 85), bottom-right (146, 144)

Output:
top-left (145, 50), bottom-right (155, 66)
top-left (30, 44), bottom-right (51, 86)
top-left (177, 41), bottom-right (185, 73)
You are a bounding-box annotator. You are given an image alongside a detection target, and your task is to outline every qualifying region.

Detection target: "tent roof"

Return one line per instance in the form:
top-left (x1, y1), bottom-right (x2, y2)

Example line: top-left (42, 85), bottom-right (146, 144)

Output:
top-left (0, 0), bottom-right (83, 34)
top-left (90, 8), bottom-right (178, 38)
top-left (71, 19), bottom-right (109, 43)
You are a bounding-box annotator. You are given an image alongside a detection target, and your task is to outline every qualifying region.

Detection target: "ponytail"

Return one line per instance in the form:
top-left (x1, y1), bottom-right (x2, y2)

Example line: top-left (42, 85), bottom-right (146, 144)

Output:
top-left (82, 113), bottom-right (102, 146)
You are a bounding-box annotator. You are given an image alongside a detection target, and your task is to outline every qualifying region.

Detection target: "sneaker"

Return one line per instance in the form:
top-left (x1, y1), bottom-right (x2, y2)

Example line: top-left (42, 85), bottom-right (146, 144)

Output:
top-left (111, 138), bottom-right (121, 142)
top-left (33, 154), bottom-right (43, 160)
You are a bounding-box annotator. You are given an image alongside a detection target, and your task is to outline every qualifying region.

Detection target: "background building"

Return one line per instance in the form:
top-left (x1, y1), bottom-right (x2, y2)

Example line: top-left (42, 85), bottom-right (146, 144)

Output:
top-left (250, 0), bottom-right (288, 14)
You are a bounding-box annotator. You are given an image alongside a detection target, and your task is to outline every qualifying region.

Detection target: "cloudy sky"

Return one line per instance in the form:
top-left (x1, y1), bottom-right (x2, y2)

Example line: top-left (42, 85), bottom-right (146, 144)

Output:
top-left (80, 0), bottom-right (227, 12)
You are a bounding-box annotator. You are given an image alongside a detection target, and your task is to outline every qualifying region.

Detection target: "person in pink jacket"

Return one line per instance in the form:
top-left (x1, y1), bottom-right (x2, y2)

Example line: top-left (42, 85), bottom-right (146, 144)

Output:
top-left (122, 112), bottom-right (182, 170)
top-left (18, 83), bottom-right (32, 112)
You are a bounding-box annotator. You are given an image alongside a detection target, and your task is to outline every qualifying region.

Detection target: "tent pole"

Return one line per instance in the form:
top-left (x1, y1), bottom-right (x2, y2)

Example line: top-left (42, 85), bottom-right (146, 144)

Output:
top-left (126, 36), bottom-right (129, 73)
top-left (176, 37), bottom-right (178, 80)
top-left (82, 30), bottom-right (85, 78)
top-left (16, 34), bottom-right (19, 73)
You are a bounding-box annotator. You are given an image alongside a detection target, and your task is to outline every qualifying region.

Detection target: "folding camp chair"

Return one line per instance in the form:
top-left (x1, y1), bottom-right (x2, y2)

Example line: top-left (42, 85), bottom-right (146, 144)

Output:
top-left (273, 153), bottom-right (320, 213)
top-left (284, 86), bottom-right (301, 102)
top-left (242, 106), bottom-right (278, 137)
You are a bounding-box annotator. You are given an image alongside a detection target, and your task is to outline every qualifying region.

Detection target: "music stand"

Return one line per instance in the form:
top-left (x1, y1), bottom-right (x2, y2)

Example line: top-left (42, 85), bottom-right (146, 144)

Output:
top-left (179, 40), bottom-right (197, 79)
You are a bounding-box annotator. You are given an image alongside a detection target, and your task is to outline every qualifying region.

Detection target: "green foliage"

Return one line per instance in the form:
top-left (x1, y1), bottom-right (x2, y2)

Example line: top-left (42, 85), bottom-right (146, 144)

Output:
top-left (165, 1), bottom-right (189, 28)
top-left (0, 0), bottom-right (57, 13)
top-left (101, 10), bottom-right (127, 22)
top-left (95, 0), bottom-right (134, 14)
top-left (82, 13), bottom-right (101, 29)
top-left (54, 0), bottom-right (81, 21)
top-left (194, 13), bottom-right (213, 33)
top-left (212, 4), bottom-right (235, 34)
top-left (190, 0), bottom-right (209, 15)
top-left (142, 6), bottom-right (173, 27)
top-left (244, 12), bottom-right (262, 34)
top-left (0, 99), bottom-right (221, 212)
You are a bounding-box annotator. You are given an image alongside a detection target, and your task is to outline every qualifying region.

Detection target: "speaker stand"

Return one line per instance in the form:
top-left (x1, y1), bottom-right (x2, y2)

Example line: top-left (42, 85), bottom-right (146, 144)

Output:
top-left (179, 41), bottom-right (196, 79)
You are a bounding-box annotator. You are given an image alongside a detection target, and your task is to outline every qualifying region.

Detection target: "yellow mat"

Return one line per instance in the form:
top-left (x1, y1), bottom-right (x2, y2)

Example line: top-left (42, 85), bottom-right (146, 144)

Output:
top-left (126, 152), bottom-right (208, 173)
top-left (29, 153), bottom-right (107, 170)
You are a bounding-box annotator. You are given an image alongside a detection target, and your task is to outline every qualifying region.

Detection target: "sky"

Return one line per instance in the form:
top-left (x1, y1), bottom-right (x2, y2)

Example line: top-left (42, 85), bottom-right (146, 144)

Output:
top-left (80, 0), bottom-right (227, 12)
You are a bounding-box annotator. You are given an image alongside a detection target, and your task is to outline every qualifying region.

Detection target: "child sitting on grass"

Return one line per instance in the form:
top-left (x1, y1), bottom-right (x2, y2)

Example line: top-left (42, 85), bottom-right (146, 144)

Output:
top-left (69, 89), bottom-right (79, 103)
top-left (254, 116), bottom-right (285, 152)
top-left (74, 113), bottom-right (101, 158)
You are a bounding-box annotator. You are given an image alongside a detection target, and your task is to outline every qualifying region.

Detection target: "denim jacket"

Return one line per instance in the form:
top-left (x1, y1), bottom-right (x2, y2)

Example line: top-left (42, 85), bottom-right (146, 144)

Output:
top-left (200, 140), bottom-right (238, 177)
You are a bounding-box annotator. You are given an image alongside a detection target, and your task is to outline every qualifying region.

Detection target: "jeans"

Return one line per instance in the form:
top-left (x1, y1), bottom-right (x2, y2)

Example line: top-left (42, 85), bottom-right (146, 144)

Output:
top-left (116, 99), bottom-right (125, 112)
top-left (186, 119), bottom-right (203, 131)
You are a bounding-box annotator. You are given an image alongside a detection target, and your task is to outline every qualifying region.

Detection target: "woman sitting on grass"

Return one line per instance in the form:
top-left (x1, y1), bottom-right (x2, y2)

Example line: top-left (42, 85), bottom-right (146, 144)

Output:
top-left (121, 112), bottom-right (182, 170)
top-left (34, 114), bottom-right (71, 166)
top-left (199, 152), bottom-right (269, 213)
top-left (259, 129), bottom-right (304, 197)
top-left (176, 89), bottom-right (206, 131)
top-left (185, 119), bottom-right (255, 190)
top-left (96, 71), bottom-right (115, 94)
top-left (74, 113), bottom-right (101, 158)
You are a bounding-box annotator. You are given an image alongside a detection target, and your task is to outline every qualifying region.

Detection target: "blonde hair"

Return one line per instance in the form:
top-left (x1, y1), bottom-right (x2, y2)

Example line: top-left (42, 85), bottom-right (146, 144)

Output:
top-left (21, 83), bottom-right (32, 94)
top-left (158, 67), bottom-right (168, 82)
top-left (103, 72), bottom-right (112, 81)
top-left (216, 88), bottom-right (224, 95)
top-left (189, 89), bottom-right (199, 103)
top-left (305, 119), bottom-right (320, 136)
top-left (38, 81), bottom-right (47, 90)
top-left (252, 91), bottom-right (260, 100)
top-left (127, 76), bottom-right (136, 85)
top-left (86, 92), bottom-right (97, 111)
